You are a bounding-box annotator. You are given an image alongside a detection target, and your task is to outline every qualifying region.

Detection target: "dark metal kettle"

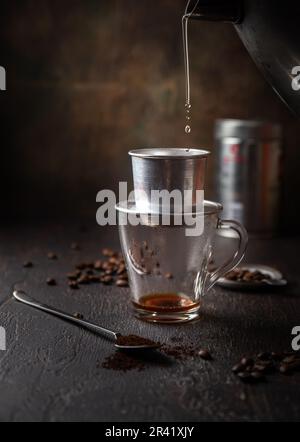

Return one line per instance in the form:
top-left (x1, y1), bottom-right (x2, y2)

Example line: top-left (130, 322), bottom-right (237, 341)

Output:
top-left (188, 0), bottom-right (300, 117)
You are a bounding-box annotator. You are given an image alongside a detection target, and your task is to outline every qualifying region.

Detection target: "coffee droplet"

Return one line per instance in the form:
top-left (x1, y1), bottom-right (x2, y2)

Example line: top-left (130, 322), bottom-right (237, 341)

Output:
top-left (185, 125), bottom-right (191, 134)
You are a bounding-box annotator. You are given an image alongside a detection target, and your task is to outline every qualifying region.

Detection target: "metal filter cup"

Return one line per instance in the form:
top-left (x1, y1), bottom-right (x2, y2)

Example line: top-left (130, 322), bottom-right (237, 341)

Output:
top-left (129, 148), bottom-right (210, 213)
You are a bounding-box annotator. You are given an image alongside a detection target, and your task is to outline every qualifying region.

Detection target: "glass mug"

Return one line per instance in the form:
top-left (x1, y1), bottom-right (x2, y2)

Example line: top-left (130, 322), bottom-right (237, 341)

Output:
top-left (116, 201), bottom-right (248, 323)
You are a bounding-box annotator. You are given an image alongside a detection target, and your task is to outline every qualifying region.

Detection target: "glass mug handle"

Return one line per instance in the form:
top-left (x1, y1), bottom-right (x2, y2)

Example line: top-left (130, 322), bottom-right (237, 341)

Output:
top-left (206, 219), bottom-right (248, 292)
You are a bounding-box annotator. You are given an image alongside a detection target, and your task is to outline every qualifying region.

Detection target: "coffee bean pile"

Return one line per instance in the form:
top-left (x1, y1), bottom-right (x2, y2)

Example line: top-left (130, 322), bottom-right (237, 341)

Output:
top-left (225, 268), bottom-right (271, 283)
top-left (232, 351), bottom-right (300, 383)
top-left (67, 248), bottom-right (129, 290)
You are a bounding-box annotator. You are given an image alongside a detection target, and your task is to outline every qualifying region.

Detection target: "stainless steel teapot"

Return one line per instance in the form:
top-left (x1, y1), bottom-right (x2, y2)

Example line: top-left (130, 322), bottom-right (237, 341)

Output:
top-left (188, 0), bottom-right (300, 117)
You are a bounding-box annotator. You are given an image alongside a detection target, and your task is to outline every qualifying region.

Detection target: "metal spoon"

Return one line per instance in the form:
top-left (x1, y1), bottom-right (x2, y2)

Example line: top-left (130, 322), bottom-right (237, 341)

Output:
top-left (13, 290), bottom-right (160, 351)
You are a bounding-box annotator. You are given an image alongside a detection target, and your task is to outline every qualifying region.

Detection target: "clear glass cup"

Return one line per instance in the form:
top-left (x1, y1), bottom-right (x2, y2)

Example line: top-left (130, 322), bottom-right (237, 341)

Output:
top-left (116, 200), bottom-right (248, 323)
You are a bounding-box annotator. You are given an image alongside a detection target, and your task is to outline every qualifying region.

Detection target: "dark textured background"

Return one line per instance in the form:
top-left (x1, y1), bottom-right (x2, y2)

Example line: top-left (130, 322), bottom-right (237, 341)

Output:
top-left (1, 0), bottom-right (299, 227)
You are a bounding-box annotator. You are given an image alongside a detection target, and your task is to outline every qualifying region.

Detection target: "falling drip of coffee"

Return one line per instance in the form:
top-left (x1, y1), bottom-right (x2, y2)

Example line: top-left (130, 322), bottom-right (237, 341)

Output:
top-left (182, 0), bottom-right (199, 135)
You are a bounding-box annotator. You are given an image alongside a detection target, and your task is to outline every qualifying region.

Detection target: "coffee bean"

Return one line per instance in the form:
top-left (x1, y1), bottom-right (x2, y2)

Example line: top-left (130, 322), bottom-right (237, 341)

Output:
top-left (252, 363), bottom-right (268, 373)
top-left (78, 275), bottom-right (90, 285)
top-left (241, 357), bottom-right (254, 367)
top-left (23, 261), bottom-right (33, 268)
top-left (243, 271), bottom-right (254, 282)
top-left (101, 261), bottom-right (110, 270)
top-left (67, 271), bottom-right (81, 280)
top-left (271, 352), bottom-right (283, 361)
top-left (116, 279), bottom-right (129, 287)
top-left (94, 260), bottom-right (103, 271)
top-left (71, 243), bottom-right (80, 251)
top-left (225, 270), bottom-right (238, 281)
top-left (47, 252), bottom-right (57, 260)
top-left (198, 349), bottom-right (212, 360)
top-left (74, 313), bottom-right (84, 319)
top-left (69, 281), bottom-right (79, 290)
top-left (46, 278), bottom-right (57, 286)
top-left (165, 272), bottom-right (173, 280)
top-left (87, 262), bottom-right (94, 269)
top-left (240, 392), bottom-right (247, 401)
top-left (232, 364), bottom-right (245, 373)
top-left (102, 248), bottom-right (115, 257)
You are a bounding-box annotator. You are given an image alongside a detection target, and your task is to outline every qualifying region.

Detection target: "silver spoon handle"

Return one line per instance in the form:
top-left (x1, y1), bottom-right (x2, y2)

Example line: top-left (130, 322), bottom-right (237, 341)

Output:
top-left (13, 290), bottom-right (118, 342)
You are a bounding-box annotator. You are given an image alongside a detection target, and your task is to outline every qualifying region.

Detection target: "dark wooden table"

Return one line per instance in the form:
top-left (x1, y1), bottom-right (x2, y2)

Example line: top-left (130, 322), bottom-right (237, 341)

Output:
top-left (0, 223), bottom-right (299, 422)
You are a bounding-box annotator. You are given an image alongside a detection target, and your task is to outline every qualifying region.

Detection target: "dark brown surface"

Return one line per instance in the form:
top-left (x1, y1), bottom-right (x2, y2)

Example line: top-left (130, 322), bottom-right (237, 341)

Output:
top-left (0, 223), bottom-right (300, 422)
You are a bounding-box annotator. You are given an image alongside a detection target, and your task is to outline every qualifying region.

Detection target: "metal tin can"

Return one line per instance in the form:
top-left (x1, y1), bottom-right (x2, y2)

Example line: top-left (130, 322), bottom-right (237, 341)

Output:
top-left (214, 119), bottom-right (282, 236)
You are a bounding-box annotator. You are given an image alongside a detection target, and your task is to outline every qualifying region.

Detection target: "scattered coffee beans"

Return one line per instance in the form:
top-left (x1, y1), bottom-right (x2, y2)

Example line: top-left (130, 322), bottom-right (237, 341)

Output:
top-left (66, 248), bottom-right (129, 290)
top-left (165, 273), bottom-right (173, 280)
top-left (198, 349), bottom-right (213, 360)
top-left (116, 279), bottom-right (129, 287)
top-left (47, 252), bottom-right (57, 260)
top-left (101, 275), bottom-right (113, 285)
top-left (46, 278), bottom-right (57, 286)
top-left (74, 312), bottom-right (84, 319)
